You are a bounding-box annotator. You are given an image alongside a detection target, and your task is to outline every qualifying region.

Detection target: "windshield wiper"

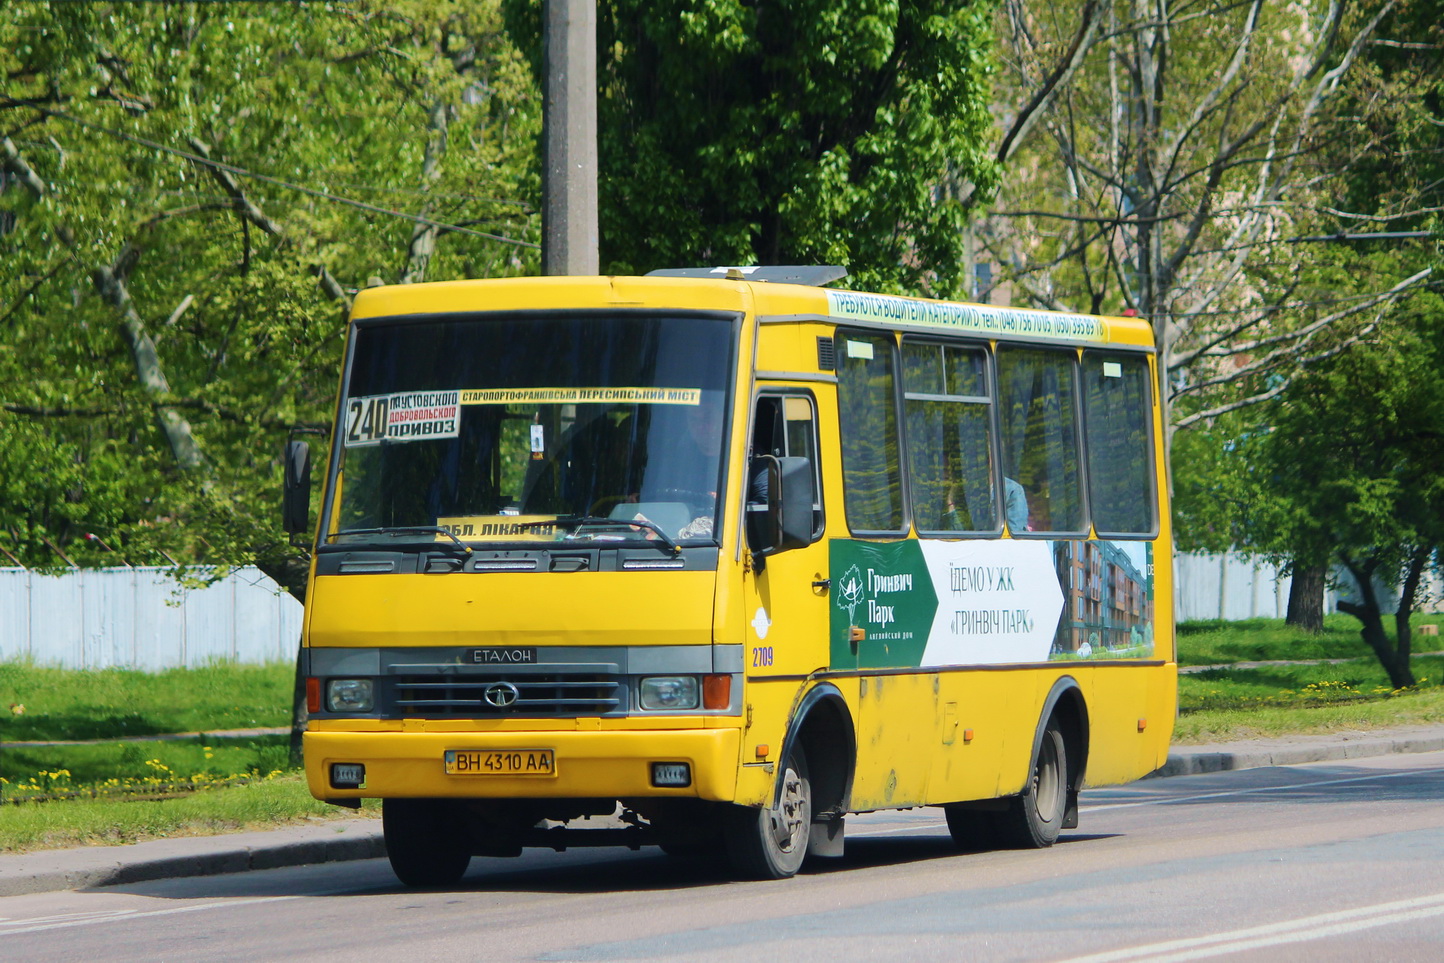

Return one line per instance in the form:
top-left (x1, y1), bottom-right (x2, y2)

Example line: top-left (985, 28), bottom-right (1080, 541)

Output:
top-left (330, 526), bottom-right (473, 556)
top-left (515, 515), bottom-right (680, 555)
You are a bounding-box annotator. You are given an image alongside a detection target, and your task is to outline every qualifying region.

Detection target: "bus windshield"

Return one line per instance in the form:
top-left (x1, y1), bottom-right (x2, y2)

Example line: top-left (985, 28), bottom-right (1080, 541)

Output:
top-left (329, 313), bottom-right (737, 546)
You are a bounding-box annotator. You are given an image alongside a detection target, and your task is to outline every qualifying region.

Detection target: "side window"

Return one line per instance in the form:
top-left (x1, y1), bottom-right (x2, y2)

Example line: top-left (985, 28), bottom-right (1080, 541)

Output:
top-left (902, 341), bottom-right (999, 535)
top-left (1083, 353), bottom-right (1156, 535)
top-left (836, 331), bottom-right (905, 534)
top-left (996, 347), bottom-right (1085, 535)
top-left (750, 393), bottom-right (824, 539)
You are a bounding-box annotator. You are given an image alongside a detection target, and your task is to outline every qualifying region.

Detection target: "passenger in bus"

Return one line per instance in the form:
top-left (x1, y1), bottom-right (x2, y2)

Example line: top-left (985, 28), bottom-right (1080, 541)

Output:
top-left (939, 470), bottom-right (1027, 533)
top-left (1005, 477), bottom-right (1029, 533)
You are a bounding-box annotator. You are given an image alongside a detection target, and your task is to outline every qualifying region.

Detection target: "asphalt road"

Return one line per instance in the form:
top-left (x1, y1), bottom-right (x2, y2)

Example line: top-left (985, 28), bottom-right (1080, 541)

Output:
top-left (3, 751), bottom-right (1443, 962)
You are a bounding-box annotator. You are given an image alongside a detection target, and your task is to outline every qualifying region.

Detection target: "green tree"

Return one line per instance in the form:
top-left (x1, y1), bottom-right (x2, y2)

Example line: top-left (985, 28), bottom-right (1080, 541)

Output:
top-left (1172, 0), bottom-right (1442, 643)
top-left (1, 1), bottom-right (540, 597)
top-left (1254, 286), bottom-right (1444, 688)
top-left (506, 0), bottom-right (1001, 296)
top-left (980, 0), bottom-right (1434, 441)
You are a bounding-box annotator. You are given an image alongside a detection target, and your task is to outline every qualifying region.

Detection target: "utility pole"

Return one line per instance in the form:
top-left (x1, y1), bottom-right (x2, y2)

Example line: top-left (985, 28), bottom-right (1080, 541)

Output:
top-left (542, 0), bottom-right (599, 276)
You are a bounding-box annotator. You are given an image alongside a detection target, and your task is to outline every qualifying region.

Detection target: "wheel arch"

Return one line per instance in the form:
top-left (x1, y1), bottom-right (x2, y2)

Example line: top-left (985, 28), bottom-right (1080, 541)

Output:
top-left (1031, 676), bottom-right (1089, 829)
top-left (776, 682), bottom-right (855, 817)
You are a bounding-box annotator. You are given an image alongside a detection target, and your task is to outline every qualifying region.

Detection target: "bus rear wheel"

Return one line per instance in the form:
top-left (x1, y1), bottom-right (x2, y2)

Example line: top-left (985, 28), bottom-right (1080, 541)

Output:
top-left (383, 798), bottom-right (472, 887)
top-left (995, 721), bottom-right (1067, 849)
top-left (724, 746), bottom-right (812, 879)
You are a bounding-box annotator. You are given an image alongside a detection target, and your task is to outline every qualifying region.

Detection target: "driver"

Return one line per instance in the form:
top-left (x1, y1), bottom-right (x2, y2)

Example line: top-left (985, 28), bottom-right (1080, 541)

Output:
top-left (631, 398), bottom-right (724, 539)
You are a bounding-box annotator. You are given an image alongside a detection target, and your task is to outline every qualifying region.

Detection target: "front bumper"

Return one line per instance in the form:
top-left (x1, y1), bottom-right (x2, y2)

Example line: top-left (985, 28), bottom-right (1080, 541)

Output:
top-left (304, 727), bottom-right (741, 803)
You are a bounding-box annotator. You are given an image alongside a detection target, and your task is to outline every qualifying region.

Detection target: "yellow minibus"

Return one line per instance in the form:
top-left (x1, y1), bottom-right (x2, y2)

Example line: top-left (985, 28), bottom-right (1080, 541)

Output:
top-left (287, 266), bottom-right (1175, 885)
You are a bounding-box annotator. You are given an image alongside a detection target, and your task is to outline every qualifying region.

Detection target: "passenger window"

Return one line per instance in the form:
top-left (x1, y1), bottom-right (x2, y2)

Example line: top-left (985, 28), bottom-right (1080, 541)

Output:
top-left (836, 332), bottom-right (905, 533)
top-left (902, 342), bottom-right (998, 534)
top-left (996, 347), bottom-right (1085, 534)
top-left (1083, 354), bottom-right (1156, 535)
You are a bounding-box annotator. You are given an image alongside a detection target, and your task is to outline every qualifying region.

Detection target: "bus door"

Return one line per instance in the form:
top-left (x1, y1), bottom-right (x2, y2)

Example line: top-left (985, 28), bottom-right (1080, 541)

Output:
top-left (741, 391), bottom-right (828, 709)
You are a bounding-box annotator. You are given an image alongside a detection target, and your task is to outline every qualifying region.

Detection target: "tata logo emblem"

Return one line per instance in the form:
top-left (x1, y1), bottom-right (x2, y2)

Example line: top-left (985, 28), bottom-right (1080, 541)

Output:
top-left (483, 682), bottom-right (521, 708)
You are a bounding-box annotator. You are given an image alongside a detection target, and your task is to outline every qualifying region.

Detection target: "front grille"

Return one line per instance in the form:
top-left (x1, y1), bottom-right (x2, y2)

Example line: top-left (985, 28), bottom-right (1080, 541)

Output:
top-left (383, 673), bottom-right (625, 718)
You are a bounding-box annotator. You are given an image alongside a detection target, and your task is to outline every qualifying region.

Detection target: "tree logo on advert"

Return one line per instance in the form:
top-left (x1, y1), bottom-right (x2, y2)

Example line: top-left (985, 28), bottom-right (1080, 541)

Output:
top-left (836, 563), bottom-right (866, 624)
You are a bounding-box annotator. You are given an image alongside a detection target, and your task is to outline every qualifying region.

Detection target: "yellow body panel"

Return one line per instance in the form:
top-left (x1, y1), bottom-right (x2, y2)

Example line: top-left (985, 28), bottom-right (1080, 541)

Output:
top-left (307, 571), bottom-right (715, 648)
top-left (1080, 664), bottom-right (1177, 785)
top-left (850, 673), bottom-right (946, 808)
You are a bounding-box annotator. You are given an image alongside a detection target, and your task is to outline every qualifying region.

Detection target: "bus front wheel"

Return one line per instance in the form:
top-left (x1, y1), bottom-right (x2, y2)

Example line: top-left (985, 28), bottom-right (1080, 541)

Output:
top-left (383, 798), bottom-right (472, 887)
top-left (724, 746), bottom-right (812, 879)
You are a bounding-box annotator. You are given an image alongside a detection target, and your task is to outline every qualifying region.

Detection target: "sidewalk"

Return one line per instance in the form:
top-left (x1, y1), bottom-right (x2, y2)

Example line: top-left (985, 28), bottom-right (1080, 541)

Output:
top-left (4, 725), bottom-right (1444, 898)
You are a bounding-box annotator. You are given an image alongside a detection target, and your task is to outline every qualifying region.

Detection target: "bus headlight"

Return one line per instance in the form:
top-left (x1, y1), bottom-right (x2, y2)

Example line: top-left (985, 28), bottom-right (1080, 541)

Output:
top-left (639, 676), bottom-right (699, 711)
top-left (326, 678), bottom-right (374, 712)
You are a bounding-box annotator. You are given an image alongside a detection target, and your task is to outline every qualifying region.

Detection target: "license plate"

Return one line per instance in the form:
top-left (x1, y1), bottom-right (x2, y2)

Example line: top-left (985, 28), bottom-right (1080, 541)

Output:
top-left (444, 749), bottom-right (555, 776)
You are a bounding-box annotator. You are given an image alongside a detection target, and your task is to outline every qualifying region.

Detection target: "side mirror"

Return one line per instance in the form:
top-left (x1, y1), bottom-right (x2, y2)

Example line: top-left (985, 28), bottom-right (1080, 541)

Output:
top-left (282, 440), bottom-right (312, 535)
top-left (747, 455), bottom-right (814, 557)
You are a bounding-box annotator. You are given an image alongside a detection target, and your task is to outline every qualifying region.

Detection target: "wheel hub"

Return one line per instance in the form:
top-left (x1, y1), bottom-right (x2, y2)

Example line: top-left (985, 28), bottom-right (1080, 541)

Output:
top-left (769, 768), bottom-right (807, 851)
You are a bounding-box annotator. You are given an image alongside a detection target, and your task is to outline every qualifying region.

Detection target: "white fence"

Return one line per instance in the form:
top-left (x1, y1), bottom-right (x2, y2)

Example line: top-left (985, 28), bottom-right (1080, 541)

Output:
top-left (0, 566), bottom-right (302, 670)
top-left (1175, 552), bottom-right (1444, 623)
top-left (1173, 553), bottom-right (1314, 622)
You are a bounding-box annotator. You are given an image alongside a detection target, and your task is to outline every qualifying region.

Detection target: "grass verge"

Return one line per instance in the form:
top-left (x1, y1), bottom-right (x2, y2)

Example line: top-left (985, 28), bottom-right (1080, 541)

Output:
top-left (1177, 613), bottom-right (1443, 666)
top-left (1, 734), bottom-right (295, 797)
top-left (0, 660), bottom-right (292, 741)
top-left (1174, 685), bottom-right (1444, 743)
top-left (0, 775), bottom-right (375, 853)
top-left (1174, 615), bottom-right (1444, 743)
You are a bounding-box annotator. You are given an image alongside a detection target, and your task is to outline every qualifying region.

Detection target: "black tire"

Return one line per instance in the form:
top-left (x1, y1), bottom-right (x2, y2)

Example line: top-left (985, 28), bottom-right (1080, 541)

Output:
top-left (943, 804), bottom-right (998, 852)
top-left (724, 746), bottom-right (812, 879)
top-left (994, 722), bottom-right (1068, 849)
top-left (383, 798), bottom-right (472, 887)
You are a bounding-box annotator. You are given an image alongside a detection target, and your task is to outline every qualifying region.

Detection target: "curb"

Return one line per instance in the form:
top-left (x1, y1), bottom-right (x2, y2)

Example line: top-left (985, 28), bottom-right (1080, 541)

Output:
top-left (1152, 730), bottom-right (1444, 778)
top-left (0, 819), bottom-right (384, 898)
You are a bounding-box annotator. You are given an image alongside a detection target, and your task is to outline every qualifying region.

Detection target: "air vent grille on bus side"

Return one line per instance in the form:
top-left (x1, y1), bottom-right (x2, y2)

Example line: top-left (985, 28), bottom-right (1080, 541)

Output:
top-left (817, 336), bottom-right (836, 371)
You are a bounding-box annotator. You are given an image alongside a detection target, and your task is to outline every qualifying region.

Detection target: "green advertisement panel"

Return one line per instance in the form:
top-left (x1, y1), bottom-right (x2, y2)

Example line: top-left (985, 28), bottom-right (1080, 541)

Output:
top-left (829, 540), bottom-right (938, 669)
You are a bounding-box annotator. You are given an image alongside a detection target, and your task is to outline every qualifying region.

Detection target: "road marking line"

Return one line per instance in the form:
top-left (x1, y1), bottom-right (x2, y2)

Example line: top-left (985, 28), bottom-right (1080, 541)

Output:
top-left (1082, 767), bottom-right (1425, 812)
top-left (0, 909), bottom-right (138, 927)
top-left (851, 823), bottom-right (947, 837)
top-left (0, 895), bottom-right (302, 938)
top-left (840, 768), bottom-right (1436, 837)
top-left (1055, 891), bottom-right (1444, 962)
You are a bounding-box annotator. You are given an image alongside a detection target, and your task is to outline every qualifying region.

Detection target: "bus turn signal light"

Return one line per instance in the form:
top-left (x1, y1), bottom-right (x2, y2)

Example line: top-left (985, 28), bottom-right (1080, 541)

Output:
top-left (1138, 718), bottom-right (1148, 732)
top-left (306, 677), bottom-right (321, 714)
top-left (702, 674), bottom-right (731, 709)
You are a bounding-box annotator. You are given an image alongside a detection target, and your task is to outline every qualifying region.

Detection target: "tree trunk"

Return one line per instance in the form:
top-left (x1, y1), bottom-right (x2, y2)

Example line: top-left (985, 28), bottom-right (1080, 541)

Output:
top-left (400, 99), bottom-right (449, 285)
top-left (1285, 563), bottom-right (1326, 633)
top-left (289, 639), bottom-right (308, 768)
top-left (1392, 546), bottom-right (1429, 687)
top-left (1337, 557), bottom-right (1416, 689)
